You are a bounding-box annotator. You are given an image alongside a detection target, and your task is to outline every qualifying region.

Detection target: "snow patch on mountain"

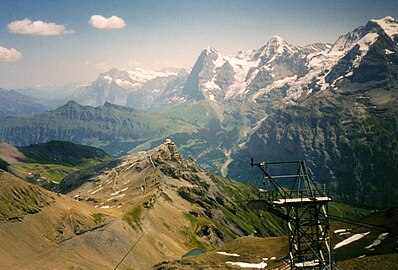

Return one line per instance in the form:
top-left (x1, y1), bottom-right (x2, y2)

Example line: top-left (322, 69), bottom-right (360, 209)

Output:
top-left (357, 32), bottom-right (379, 51)
top-left (126, 68), bottom-right (177, 85)
top-left (208, 47), bottom-right (226, 69)
top-left (351, 32), bottom-right (380, 69)
top-left (224, 56), bottom-right (260, 99)
top-left (103, 75), bottom-right (113, 83)
top-left (115, 79), bottom-right (140, 89)
top-left (252, 75), bottom-right (297, 100)
top-left (334, 232), bottom-right (371, 249)
top-left (365, 232), bottom-right (389, 249)
top-left (225, 261), bottom-right (268, 269)
top-left (204, 80), bottom-right (221, 93)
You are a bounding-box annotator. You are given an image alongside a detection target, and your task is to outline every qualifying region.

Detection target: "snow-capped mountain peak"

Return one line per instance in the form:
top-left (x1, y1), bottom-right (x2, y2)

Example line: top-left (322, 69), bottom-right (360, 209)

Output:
top-left (95, 68), bottom-right (131, 87)
top-left (254, 35), bottom-right (296, 62)
top-left (92, 67), bottom-right (179, 90)
top-left (329, 26), bottom-right (365, 53)
top-left (72, 16), bottom-right (397, 112)
top-left (204, 46), bottom-right (219, 55)
top-left (330, 16), bottom-right (398, 55)
top-left (125, 68), bottom-right (178, 84)
top-left (267, 35), bottom-right (287, 51)
top-left (369, 16), bottom-right (398, 39)
top-left (200, 46), bottom-right (226, 68)
top-left (304, 16), bottom-right (398, 94)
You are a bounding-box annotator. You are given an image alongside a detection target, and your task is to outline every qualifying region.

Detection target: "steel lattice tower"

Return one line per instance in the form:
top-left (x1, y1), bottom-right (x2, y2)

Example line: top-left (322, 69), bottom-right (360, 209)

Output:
top-left (248, 160), bottom-right (333, 269)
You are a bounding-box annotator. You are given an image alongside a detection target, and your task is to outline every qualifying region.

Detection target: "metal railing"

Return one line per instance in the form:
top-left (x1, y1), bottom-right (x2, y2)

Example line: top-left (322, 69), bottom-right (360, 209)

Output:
top-left (257, 188), bottom-right (331, 203)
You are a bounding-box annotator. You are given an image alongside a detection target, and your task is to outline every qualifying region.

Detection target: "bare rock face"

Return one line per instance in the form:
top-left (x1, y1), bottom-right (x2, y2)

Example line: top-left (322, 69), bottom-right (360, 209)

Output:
top-left (157, 139), bottom-right (184, 163)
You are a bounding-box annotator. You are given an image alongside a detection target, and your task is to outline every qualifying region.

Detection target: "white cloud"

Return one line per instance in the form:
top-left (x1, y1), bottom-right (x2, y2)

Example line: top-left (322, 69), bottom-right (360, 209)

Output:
top-left (89, 15), bottom-right (126, 29)
top-left (0, 46), bottom-right (22, 62)
top-left (8, 18), bottom-right (74, 36)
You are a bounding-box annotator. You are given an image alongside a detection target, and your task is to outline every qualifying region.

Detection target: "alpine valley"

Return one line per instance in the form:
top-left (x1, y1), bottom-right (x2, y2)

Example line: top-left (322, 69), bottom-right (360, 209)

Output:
top-left (1, 16), bottom-right (398, 209)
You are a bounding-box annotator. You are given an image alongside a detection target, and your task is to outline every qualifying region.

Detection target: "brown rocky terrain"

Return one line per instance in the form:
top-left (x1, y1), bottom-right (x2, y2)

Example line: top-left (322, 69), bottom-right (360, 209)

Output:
top-left (0, 140), bottom-right (284, 269)
top-left (0, 141), bottom-right (27, 165)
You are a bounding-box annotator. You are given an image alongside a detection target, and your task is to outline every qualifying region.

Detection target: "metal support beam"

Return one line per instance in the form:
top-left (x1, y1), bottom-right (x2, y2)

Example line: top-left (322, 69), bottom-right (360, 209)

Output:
top-left (248, 159), bottom-right (334, 269)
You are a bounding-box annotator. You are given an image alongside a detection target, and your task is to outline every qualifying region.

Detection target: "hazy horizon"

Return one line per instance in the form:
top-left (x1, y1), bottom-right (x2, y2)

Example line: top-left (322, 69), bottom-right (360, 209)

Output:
top-left (0, 0), bottom-right (397, 89)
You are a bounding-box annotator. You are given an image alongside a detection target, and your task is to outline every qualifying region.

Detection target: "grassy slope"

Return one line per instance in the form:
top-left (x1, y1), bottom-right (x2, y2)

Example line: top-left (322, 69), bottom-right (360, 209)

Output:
top-left (17, 140), bottom-right (112, 166)
top-left (208, 173), bottom-right (286, 237)
top-left (160, 101), bottom-right (217, 128)
top-left (0, 169), bottom-right (55, 221)
top-left (4, 140), bottom-right (114, 189)
top-left (0, 158), bottom-right (8, 171)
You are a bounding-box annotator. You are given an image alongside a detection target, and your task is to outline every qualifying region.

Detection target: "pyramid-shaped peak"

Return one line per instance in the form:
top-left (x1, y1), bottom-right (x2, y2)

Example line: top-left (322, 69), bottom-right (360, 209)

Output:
top-left (268, 35), bottom-right (285, 44)
top-left (198, 46), bottom-right (225, 65)
top-left (265, 35), bottom-right (294, 50)
top-left (204, 46), bottom-right (220, 55)
top-left (256, 35), bottom-right (295, 58)
top-left (63, 100), bottom-right (80, 108)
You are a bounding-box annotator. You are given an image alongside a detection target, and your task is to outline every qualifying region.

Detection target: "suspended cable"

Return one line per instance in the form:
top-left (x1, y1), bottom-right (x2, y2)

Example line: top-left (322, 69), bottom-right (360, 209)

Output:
top-left (329, 215), bottom-right (398, 235)
top-left (113, 224), bottom-right (152, 270)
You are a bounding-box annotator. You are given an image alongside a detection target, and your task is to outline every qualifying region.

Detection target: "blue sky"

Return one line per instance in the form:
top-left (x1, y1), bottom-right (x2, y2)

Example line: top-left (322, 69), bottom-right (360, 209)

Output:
top-left (0, 0), bottom-right (397, 88)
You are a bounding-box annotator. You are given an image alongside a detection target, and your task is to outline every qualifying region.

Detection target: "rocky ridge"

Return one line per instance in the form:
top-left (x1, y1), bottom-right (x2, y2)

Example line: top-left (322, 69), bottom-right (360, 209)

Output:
top-left (60, 139), bottom-right (284, 243)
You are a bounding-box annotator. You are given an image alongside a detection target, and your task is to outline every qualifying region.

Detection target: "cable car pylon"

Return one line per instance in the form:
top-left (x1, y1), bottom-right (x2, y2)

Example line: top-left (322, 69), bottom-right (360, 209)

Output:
top-left (248, 159), bottom-right (334, 269)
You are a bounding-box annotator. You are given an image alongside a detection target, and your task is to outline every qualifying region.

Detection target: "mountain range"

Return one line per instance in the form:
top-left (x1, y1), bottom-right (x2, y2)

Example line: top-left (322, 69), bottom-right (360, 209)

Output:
top-left (0, 140), bottom-right (396, 269)
top-left (0, 89), bottom-right (49, 116)
top-left (2, 16), bottom-right (398, 207)
top-left (228, 16), bottom-right (398, 207)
